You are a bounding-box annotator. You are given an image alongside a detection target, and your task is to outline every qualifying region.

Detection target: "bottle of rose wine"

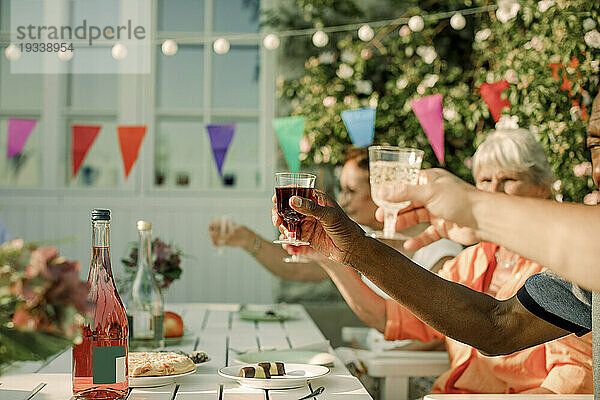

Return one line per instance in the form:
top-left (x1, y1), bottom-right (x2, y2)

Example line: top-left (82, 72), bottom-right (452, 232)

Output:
top-left (73, 209), bottom-right (129, 400)
top-left (126, 220), bottom-right (165, 349)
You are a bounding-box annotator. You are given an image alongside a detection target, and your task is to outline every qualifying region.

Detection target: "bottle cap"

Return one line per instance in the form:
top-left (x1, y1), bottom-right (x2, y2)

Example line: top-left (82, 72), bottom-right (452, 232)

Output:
top-left (137, 220), bottom-right (152, 231)
top-left (91, 209), bottom-right (111, 221)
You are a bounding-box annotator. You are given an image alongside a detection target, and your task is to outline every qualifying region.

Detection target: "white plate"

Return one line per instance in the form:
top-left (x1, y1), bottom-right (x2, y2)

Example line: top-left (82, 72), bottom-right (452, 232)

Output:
top-left (234, 350), bottom-right (335, 367)
top-left (129, 367), bottom-right (196, 388)
top-left (218, 363), bottom-right (329, 389)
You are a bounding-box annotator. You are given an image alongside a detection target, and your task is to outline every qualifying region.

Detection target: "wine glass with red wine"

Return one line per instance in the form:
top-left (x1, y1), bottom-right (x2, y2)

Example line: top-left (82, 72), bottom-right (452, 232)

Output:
top-left (274, 172), bottom-right (316, 246)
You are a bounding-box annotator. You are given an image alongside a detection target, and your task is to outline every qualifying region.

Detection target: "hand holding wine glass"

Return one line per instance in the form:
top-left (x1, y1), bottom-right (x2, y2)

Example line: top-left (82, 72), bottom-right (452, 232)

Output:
top-left (273, 172), bottom-right (316, 246)
top-left (271, 189), bottom-right (366, 265)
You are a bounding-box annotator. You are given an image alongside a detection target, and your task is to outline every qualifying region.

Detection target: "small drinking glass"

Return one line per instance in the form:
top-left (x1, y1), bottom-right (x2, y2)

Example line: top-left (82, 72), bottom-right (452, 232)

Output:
top-left (214, 215), bottom-right (235, 255)
top-left (283, 245), bottom-right (312, 263)
top-left (368, 146), bottom-right (424, 240)
top-left (273, 172), bottom-right (316, 246)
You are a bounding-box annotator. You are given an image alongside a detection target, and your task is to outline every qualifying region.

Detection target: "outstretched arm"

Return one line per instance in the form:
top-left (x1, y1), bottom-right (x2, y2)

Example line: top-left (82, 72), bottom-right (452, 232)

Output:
top-left (272, 192), bottom-right (570, 355)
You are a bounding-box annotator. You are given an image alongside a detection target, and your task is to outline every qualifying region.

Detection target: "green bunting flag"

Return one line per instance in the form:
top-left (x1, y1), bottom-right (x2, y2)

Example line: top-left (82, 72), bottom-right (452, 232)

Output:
top-left (272, 116), bottom-right (305, 173)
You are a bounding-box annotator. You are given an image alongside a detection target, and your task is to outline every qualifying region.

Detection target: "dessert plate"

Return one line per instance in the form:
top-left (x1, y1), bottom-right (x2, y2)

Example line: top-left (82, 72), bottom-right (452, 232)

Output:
top-left (218, 363), bottom-right (329, 389)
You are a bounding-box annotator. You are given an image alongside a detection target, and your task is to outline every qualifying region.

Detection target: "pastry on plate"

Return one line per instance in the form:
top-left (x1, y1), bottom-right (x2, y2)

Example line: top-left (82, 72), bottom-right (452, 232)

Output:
top-left (128, 352), bottom-right (196, 377)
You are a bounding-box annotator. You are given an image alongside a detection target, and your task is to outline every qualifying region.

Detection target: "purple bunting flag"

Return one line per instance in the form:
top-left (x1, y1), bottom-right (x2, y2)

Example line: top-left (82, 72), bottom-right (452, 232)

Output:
top-left (206, 124), bottom-right (236, 176)
top-left (7, 118), bottom-right (37, 159)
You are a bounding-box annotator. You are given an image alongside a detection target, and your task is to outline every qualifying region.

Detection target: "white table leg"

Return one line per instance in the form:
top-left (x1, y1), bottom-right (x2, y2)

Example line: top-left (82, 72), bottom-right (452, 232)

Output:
top-left (381, 376), bottom-right (409, 400)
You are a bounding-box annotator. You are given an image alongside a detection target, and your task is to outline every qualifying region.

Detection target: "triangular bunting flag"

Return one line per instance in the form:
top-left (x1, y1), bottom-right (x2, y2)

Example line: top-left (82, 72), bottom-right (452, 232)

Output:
top-left (273, 117), bottom-right (305, 173)
top-left (411, 94), bottom-right (444, 165)
top-left (206, 124), bottom-right (236, 177)
top-left (7, 119), bottom-right (37, 159)
top-left (478, 80), bottom-right (510, 123)
top-left (341, 108), bottom-right (376, 148)
top-left (117, 125), bottom-right (147, 179)
top-left (72, 125), bottom-right (101, 178)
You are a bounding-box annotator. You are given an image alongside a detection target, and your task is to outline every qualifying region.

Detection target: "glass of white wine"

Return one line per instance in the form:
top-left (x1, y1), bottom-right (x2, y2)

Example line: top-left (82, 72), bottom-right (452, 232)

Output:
top-left (368, 146), bottom-right (424, 239)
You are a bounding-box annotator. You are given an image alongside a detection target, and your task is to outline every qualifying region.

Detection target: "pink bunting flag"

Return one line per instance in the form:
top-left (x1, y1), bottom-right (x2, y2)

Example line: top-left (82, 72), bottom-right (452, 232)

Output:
top-left (7, 118), bottom-right (37, 159)
top-left (411, 94), bottom-right (444, 165)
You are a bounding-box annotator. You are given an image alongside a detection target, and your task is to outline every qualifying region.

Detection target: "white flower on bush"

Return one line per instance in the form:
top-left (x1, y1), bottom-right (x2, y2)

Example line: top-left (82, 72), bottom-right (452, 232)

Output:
top-left (369, 97), bottom-right (378, 109)
top-left (504, 69), bottom-right (519, 84)
top-left (583, 18), bottom-right (597, 32)
top-left (590, 60), bottom-right (600, 73)
top-left (336, 64), bottom-right (354, 79)
top-left (299, 137), bottom-right (311, 153)
top-left (555, 193), bottom-right (563, 202)
top-left (584, 30), bottom-right (600, 49)
top-left (524, 36), bottom-right (543, 51)
top-left (323, 96), bottom-right (337, 107)
top-left (355, 80), bottom-right (373, 95)
top-left (396, 78), bottom-right (409, 90)
top-left (552, 180), bottom-right (562, 192)
top-left (570, 105), bottom-right (582, 121)
top-left (422, 74), bottom-right (439, 88)
top-left (496, 115), bottom-right (519, 130)
top-left (318, 51), bottom-right (335, 64)
top-left (584, 191), bottom-right (600, 205)
top-left (583, 90), bottom-right (593, 106)
top-left (416, 46), bottom-right (437, 64)
top-left (537, 0), bottom-right (554, 13)
top-left (496, 0), bottom-right (521, 23)
top-left (340, 50), bottom-right (357, 64)
top-left (475, 28), bottom-right (491, 42)
top-left (417, 85), bottom-right (426, 95)
top-left (443, 107), bottom-right (458, 120)
top-left (573, 162), bottom-right (592, 177)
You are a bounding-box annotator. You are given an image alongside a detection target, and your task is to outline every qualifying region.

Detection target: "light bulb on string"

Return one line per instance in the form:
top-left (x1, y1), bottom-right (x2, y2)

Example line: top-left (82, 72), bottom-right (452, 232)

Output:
top-left (408, 15), bottom-right (425, 32)
top-left (213, 37), bottom-right (230, 54)
top-left (450, 13), bottom-right (466, 30)
top-left (58, 49), bottom-right (73, 61)
top-left (5, 44), bottom-right (20, 61)
top-left (111, 43), bottom-right (127, 60)
top-left (312, 30), bottom-right (329, 47)
top-left (161, 39), bottom-right (178, 56)
top-left (263, 33), bottom-right (280, 50)
top-left (358, 24), bottom-right (374, 41)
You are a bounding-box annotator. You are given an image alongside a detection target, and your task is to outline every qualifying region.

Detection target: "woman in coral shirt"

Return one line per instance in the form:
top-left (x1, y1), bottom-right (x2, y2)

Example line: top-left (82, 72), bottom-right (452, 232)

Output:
top-left (300, 128), bottom-right (592, 394)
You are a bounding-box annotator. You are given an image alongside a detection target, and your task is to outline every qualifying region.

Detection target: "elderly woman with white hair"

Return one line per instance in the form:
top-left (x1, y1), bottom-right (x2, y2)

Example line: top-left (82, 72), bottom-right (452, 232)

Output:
top-left (300, 128), bottom-right (593, 394)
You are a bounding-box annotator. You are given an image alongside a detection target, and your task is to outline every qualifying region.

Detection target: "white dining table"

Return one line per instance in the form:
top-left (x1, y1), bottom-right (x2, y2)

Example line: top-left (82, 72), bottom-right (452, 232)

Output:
top-left (0, 303), bottom-right (372, 400)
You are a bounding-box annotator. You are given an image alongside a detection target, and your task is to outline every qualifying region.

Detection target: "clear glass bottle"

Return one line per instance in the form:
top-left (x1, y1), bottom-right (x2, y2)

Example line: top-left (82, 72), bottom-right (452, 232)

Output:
top-left (126, 220), bottom-right (165, 349)
top-left (73, 209), bottom-right (129, 400)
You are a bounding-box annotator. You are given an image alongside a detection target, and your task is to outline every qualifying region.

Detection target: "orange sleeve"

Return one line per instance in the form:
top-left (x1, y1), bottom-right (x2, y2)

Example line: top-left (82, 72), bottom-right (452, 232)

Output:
top-left (383, 298), bottom-right (445, 342)
top-left (539, 334), bottom-right (593, 393)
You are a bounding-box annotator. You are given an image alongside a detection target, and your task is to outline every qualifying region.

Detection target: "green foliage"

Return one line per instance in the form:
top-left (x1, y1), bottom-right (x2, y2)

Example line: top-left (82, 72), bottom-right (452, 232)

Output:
top-left (269, 0), bottom-right (600, 201)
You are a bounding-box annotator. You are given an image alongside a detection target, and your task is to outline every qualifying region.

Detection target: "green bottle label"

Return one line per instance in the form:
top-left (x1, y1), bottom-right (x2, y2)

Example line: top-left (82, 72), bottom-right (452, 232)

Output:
top-left (92, 345), bottom-right (127, 384)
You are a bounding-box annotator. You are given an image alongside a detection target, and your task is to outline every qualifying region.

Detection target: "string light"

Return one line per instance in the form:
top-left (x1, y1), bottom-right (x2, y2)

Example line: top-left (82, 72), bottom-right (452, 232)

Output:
top-left (5, 44), bottom-right (20, 61)
top-left (263, 33), bottom-right (280, 50)
top-left (450, 13), bottom-right (467, 30)
top-left (58, 50), bottom-right (73, 61)
top-left (312, 30), bottom-right (329, 47)
top-left (111, 43), bottom-right (127, 60)
top-left (213, 37), bottom-right (230, 54)
top-left (358, 24), bottom-right (374, 41)
top-left (161, 39), bottom-right (179, 56)
top-left (408, 16), bottom-right (425, 32)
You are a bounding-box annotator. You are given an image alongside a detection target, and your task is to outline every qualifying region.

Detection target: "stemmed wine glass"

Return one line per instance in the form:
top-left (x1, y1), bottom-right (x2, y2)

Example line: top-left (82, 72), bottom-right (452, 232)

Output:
top-left (368, 146), bottom-right (424, 239)
top-left (273, 172), bottom-right (316, 246)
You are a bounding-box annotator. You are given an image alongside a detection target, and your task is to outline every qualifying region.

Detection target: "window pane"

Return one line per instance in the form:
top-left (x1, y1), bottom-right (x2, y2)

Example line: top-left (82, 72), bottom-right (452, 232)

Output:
top-left (68, 119), bottom-right (120, 187)
top-left (0, 57), bottom-right (43, 109)
top-left (0, 118), bottom-right (41, 187)
top-left (68, 74), bottom-right (118, 111)
top-left (154, 119), bottom-right (205, 188)
top-left (207, 119), bottom-right (260, 189)
top-left (214, 0), bottom-right (259, 33)
top-left (157, 0), bottom-right (204, 32)
top-left (212, 46), bottom-right (259, 109)
top-left (157, 45), bottom-right (204, 109)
